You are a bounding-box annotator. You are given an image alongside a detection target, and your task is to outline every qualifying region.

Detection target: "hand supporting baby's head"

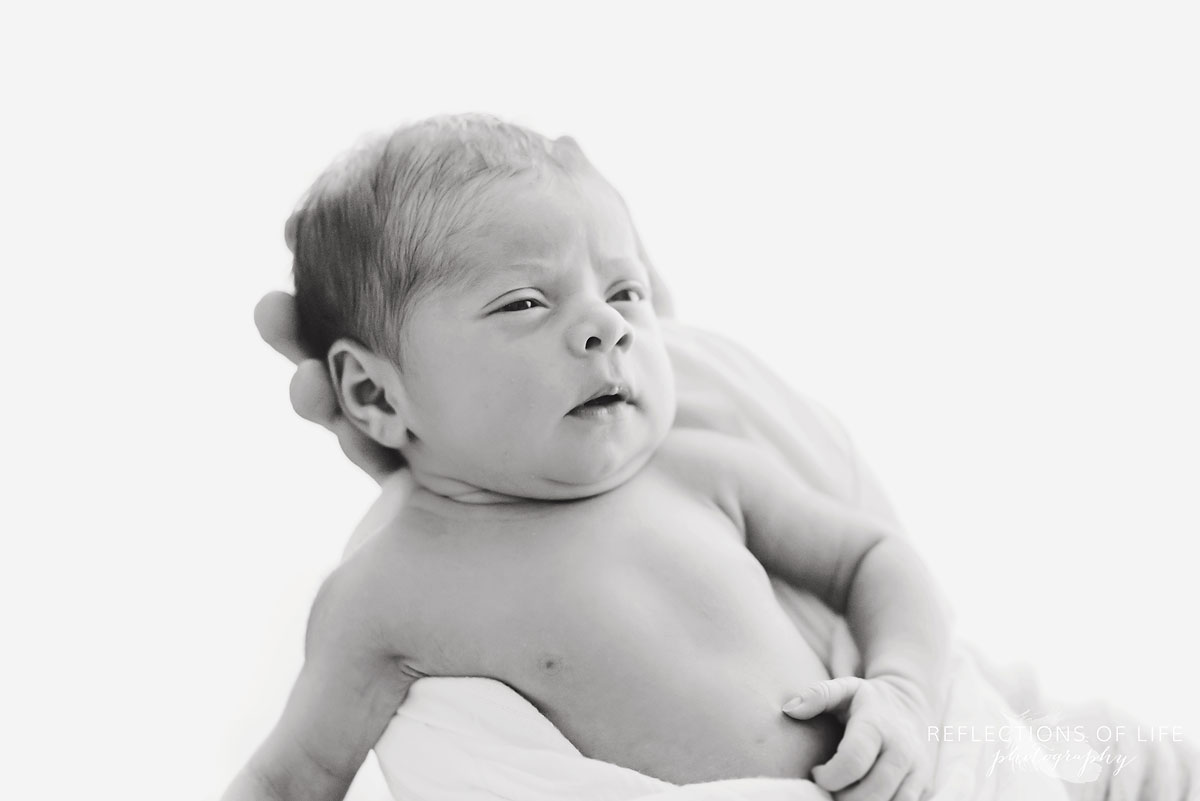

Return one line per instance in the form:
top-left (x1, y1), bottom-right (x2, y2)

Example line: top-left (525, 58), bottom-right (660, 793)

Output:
top-left (288, 114), bottom-right (677, 502)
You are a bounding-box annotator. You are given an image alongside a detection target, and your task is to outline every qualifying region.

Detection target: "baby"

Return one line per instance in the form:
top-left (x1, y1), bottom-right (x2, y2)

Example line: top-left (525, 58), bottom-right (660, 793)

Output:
top-left (226, 115), bottom-right (950, 801)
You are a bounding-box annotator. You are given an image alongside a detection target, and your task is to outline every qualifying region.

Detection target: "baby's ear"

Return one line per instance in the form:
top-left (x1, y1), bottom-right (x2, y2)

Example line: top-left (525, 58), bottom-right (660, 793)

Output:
top-left (327, 339), bottom-right (412, 449)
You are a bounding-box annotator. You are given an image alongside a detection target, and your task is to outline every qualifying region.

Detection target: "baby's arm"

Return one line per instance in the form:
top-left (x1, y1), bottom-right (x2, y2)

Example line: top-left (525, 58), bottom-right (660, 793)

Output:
top-left (222, 571), bottom-right (417, 801)
top-left (721, 437), bottom-right (949, 800)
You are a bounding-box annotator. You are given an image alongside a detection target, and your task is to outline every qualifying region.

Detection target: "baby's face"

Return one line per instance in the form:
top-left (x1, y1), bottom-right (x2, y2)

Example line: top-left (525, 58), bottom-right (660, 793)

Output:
top-left (395, 167), bottom-right (676, 500)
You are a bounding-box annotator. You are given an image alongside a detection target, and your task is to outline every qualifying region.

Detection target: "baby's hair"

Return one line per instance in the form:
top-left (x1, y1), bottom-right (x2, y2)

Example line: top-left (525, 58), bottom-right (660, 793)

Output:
top-left (288, 113), bottom-right (583, 365)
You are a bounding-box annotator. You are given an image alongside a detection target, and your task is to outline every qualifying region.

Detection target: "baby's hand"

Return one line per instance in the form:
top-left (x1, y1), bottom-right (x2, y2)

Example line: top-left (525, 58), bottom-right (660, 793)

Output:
top-left (783, 676), bottom-right (934, 801)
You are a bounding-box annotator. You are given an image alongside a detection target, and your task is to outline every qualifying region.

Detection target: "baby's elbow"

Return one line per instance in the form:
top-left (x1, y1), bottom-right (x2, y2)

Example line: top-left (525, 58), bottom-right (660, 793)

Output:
top-left (826, 529), bottom-right (893, 612)
top-left (221, 760), bottom-right (290, 801)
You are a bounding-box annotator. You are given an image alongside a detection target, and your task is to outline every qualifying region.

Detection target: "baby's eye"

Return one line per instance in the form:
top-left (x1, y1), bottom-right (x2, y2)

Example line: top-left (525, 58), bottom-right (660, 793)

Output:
top-left (497, 298), bottom-right (544, 313)
top-left (608, 287), bottom-right (644, 303)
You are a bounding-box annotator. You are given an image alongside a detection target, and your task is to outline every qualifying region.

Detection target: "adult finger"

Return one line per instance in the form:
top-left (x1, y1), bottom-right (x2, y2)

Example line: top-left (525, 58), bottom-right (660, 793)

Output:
top-left (254, 291), bottom-right (310, 365)
top-left (782, 677), bottom-right (865, 721)
top-left (838, 751), bottom-right (910, 801)
top-left (811, 718), bottom-right (882, 792)
top-left (334, 420), bottom-right (406, 485)
top-left (290, 356), bottom-right (405, 485)
top-left (290, 359), bottom-right (339, 425)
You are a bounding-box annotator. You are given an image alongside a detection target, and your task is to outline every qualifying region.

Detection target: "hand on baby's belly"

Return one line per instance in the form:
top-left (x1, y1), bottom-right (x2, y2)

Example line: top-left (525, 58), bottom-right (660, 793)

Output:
top-left (534, 646), bottom-right (843, 784)
top-left (496, 569), bottom-right (844, 785)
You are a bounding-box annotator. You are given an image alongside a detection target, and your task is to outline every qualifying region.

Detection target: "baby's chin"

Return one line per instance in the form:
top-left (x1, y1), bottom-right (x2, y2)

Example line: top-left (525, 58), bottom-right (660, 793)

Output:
top-left (417, 403), bottom-right (676, 503)
top-left (533, 446), bottom-right (658, 500)
top-left (529, 419), bottom-right (676, 499)
top-left (463, 433), bottom-right (660, 502)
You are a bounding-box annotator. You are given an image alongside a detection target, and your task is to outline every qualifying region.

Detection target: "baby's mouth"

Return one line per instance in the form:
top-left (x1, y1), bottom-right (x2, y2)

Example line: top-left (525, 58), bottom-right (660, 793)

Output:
top-left (568, 385), bottom-right (634, 418)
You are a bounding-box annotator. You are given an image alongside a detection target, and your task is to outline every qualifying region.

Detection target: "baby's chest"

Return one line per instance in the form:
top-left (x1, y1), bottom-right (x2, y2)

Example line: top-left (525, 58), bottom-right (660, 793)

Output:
top-left (418, 477), bottom-right (775, 677)
top-left (504, 469), bottom-right (751, 591)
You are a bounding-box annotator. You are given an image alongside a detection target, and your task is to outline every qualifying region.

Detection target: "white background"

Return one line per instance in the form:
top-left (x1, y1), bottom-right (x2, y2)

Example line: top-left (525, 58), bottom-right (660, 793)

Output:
top-left (3, 2), bottom-right (1196, 799)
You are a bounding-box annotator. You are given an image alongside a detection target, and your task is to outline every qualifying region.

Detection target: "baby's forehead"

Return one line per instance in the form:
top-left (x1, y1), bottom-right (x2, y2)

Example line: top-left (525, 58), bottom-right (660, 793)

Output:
top-left (443, 170), bottom-right (638, 274)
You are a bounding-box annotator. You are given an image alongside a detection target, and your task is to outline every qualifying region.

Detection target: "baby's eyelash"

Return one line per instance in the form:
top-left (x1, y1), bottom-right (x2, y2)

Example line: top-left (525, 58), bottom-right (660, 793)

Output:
top-left (498, 298), bottom-right (543, 313)
top-left (608, 287), bottom-right (644, 303)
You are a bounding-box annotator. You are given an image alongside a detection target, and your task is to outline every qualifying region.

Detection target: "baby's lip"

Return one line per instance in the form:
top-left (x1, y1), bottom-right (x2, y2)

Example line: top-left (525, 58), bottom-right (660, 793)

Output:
top-left (568, 382), bottom-right (635, 415)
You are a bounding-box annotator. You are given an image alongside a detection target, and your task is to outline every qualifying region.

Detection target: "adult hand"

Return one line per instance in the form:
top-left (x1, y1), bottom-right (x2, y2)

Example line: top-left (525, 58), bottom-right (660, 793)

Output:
top-left (254, 291), bottom-right (405, 485)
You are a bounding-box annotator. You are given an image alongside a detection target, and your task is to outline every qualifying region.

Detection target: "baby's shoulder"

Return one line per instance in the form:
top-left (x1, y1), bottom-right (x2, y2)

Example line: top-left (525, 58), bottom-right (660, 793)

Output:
top-left (305, 512), bottom-right (441, 664)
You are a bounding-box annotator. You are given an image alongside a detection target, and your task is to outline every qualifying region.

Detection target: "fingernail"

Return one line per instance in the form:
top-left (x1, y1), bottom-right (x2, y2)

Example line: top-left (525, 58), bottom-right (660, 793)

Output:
top-left (782, 696), bottom-right (803, 713)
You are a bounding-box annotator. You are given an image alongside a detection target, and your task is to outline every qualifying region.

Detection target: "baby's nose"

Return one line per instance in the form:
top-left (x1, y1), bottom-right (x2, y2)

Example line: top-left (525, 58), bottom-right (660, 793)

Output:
top-left (567, 302), bottom-right (633, 357)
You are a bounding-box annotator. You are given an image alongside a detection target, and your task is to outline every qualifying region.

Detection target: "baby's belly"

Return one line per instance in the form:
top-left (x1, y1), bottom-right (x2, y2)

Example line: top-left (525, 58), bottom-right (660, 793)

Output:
top-left (542, 638), bottom-right (841, 783)
top-left (494, 555), bottom-right (842, 783)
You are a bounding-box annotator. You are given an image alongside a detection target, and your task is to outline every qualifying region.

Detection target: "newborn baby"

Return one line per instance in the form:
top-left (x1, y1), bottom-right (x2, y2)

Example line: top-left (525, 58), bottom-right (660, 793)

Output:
top-left (225, 115), bottom-right (950, 801)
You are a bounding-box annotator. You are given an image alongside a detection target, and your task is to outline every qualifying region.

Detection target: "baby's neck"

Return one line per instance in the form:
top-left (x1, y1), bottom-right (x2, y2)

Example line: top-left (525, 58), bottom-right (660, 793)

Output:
top-left (405, 449), bottom-right (657, 508)
top-left (407, 467), bottom-right (528, 505)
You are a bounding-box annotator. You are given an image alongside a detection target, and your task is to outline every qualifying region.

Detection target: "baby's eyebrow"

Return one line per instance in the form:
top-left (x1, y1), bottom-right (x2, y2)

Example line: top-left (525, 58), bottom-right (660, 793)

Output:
top-left (595, 255), bottom-right (652, 284)
top-left (597, 256), bottom-right (639, 270)
top-left (463, 260), bottom-right (557, 292)
top-left (458, 255), bottom-right (647, 294)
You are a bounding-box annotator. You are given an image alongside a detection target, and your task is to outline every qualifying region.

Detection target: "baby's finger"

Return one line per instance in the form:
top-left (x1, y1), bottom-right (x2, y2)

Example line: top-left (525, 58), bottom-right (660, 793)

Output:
top-left (837, 750), bottom-right (910, 801)
top-left (893, 768), bottom-right (927, 801)
top-left (782, 677), bottom-right (865, 720)
top-left (811, 718), bottom-right (882, 792)
top-left (290, 359), bottom-right (339, 425)
top-left (254, 291), bottom-right (309, 365)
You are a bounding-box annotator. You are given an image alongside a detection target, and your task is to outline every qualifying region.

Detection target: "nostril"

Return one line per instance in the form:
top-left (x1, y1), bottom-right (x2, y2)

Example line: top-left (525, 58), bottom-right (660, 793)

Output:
top-left (615, 332), bottom-right (632, 350)
top-left (585, 336), bottom-right (602, 350)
